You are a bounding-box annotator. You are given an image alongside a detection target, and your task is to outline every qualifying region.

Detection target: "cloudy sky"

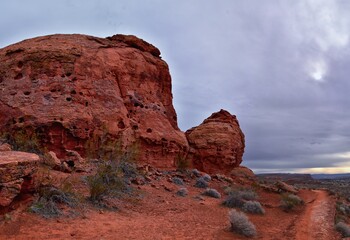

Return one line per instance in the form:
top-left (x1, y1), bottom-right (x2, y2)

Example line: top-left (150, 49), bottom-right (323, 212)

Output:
top-left (1, 0), bottom-right (350, 174)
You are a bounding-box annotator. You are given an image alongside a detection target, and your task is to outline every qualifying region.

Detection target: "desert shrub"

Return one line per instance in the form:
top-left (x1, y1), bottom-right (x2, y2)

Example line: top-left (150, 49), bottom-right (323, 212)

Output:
top-left (335, 222), bottom-right (350, 237)
top-left (229, 209), bottom-right (257, 237)
top-left (1, 128), bottom-right (42, 153)
top-left (336, 202), bottom-right (350, 216)
top-left (223, 189), bottom-right (258, 208)
top-left (86, 141), bottom-right (139, 203)
top-left (172, 177), bottom-right (184, 186)
top-left (192, 169), bottom-right (201, 177)
top-left (194, 177), bottom-right (209, 188)
top-left (176, 188), bottom-right (188, 197)
top-left (237, 189), bottom-right (258, 201)
top-left (29, 182), bottom-right (80, 218)
top-left (280, 194), bottom-right (303, 211)
top-left (242, 201), bottom-right (265, 215)
top-left (203, 188), bottom-right (221, 199)
top-left (223, 194), bottom-right (245, 208)
top-left (202, 174), bottom-right (211, 182)
top-left (175, 154), bottom-right (190, 172)
top-left (86, 160), bottom-right (132, 202)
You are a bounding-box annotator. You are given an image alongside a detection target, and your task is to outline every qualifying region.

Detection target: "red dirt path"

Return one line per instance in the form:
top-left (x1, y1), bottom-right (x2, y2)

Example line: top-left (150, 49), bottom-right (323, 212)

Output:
top-left (0, 176), bottom-right (341, 240)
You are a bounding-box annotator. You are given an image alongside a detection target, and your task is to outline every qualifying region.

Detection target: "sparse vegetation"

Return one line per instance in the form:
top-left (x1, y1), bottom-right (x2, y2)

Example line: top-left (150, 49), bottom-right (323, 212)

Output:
top-left (335, 222), bottom-right (350, 237)
top-left (29, 180), bottom-right (81, 218)
top-left (175, 154), bottom-right (190, 172)
top-left (176, 188), bottom-right (188, 197)
top-left (222, 188), bottom-right (258, 208)
top-left (86, 144), bottom-right (139, 204)
top-left (242, 201), bottom-right (265, 215)
top-left (1, 128), bottom-right (43, 153)
top-left (280, 193), bottom-right (303, 211)
top-left (203, 188), bottom-right (221, 198)
top-left (194, 177), bottom-right (209, 188)
top-left (229, 209), bottom-right (257, 237)
top-left (86, 160), bottom-right (133, 203)
top-left (172, 177), bottom-right (184, 186)
top-left (202, 173), bottom-right (211, 182)
top-left (192, 169), bottom-right (201, 177)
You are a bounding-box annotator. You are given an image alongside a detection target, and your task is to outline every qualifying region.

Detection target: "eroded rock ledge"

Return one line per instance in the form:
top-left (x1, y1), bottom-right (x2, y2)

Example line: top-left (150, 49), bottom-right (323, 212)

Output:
top-left (0, 150), bottom-right (40, 207)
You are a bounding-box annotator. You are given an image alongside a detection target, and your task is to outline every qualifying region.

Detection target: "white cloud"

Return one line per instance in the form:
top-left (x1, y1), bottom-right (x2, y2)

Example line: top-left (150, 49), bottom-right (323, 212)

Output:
top-left (306, 58), bottom-right (328, 81)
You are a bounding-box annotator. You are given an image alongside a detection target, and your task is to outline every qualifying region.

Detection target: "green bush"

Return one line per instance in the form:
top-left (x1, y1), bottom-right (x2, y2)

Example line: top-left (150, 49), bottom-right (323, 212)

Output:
top-left (86, 145), bottom-right (139, 203)
top-left (86, 160), bottom-right (132, 202)
top-left (280, 194), bottom-right (303, 211)
top-left (29, 181), bottom-right (80, 218)
top-left (229, 209), bottom-right (257, 237)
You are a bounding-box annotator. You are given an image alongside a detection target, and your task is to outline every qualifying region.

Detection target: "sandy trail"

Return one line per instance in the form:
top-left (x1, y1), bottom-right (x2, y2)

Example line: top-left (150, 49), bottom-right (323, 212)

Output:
top-left (295, 190), bottom-right (337, 240)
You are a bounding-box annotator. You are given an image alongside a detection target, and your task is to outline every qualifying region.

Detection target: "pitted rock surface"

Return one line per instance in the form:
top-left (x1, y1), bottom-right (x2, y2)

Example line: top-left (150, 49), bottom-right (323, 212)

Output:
top-left (0, 34), bottom-right (188, 168)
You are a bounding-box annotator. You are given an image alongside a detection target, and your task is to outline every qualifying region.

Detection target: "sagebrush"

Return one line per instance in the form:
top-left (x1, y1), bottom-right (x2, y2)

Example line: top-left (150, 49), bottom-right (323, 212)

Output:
top-left (280, 194), bottom-right (303, 211)
top-left (229, 209), bottom-right (257, 237)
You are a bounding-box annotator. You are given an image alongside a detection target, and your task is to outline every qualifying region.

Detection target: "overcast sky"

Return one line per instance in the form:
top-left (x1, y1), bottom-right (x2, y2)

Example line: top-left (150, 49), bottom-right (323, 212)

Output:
top-left (1, 0), bottom-right (350, 174)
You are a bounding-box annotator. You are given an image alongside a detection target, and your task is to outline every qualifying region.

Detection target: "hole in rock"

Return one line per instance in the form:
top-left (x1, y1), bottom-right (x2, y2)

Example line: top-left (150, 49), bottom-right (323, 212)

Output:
top-left (23, 91), bottom-right (31, 96)
top-left (132, 125), bottom-right (138, 130)
top-left (66, 160), bottom-right (75, 167)
top-left (17, 61), bottom-right (23, 68)
top-left (70, 90), bottom-right (76, 95)
top-left (85, 102), bottom-right (89, 107)
top-left (18, 117), bottom-right (25, 123)
top-left (66, 97), bottom-right (72, 102)
top-left (147, 128), bottom-right (152, 133)
top-left (14, 73), bottom-right (23, 80)
top-left (118, 121), bottom-right (125, 129)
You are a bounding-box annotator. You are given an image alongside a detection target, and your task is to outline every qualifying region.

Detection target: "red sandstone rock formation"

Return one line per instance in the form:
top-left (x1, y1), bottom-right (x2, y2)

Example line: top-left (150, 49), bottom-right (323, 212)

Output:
top-left (0, 34), bottom-right (246, 174)
top-left (0, 34), bottom-right (188, 168)
top-left (0, 151), bottom-right (40, 207)
top-left (186, 110), bottom-right (245, 174)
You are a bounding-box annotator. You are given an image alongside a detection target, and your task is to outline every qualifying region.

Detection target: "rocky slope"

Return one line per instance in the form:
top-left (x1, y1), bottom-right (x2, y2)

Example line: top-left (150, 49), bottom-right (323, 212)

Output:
top-left (0, 34), bottom-right (245, 173)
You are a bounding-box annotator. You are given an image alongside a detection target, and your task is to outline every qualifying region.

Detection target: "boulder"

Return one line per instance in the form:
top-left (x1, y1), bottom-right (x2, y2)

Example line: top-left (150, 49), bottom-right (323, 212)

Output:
top-left (0, 34), bottom-right (188, 168)
top-left (0, 151), bottom-right (40, 207)
top-left (0, 143), bottom-right (12, 151)
top-left (186, 109), bottom-right (245, 174)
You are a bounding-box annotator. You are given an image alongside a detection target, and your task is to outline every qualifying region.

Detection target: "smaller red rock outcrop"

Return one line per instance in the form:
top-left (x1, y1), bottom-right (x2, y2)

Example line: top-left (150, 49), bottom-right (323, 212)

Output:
top-left (0, 151), bottom-right (40, 207)
top-left (186, 109), bottom-right (245, 174)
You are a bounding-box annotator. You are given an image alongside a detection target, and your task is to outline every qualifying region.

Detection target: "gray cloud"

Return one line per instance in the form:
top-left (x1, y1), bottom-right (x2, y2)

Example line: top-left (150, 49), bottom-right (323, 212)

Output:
top-left (1, 0), bottom-right (350, 173)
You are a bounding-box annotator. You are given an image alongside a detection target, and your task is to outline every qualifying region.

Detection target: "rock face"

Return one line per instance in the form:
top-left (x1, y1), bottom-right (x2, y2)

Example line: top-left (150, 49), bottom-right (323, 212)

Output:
top-left (186, 110), bottom-right (245, 174)
top-left (0, 34), bottom-right (188, 168)
top-left (0, 34), bottom-right (246, 173)
top-left (0, 151), bottom-right (40, 207)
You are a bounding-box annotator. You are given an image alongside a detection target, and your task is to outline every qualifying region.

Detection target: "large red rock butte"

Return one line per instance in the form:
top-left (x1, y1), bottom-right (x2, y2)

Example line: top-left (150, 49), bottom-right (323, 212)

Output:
top-left (186, 110), bottom-right (245, 174)
top-left (0, 34), bottom-right (245, 173)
